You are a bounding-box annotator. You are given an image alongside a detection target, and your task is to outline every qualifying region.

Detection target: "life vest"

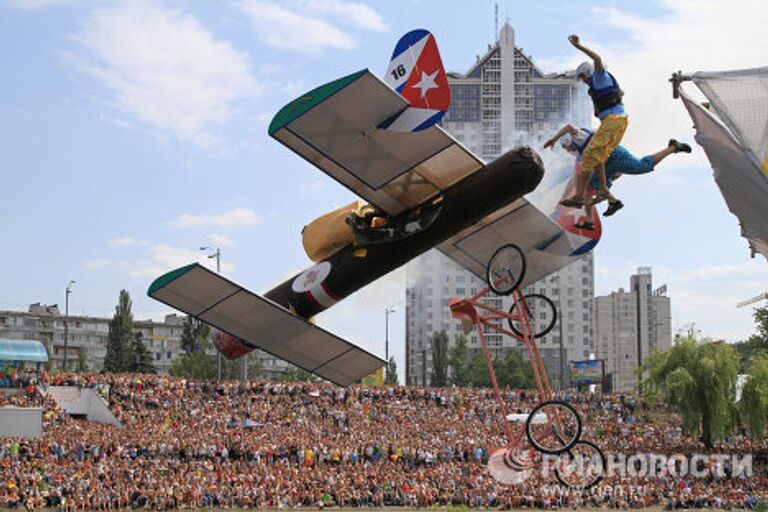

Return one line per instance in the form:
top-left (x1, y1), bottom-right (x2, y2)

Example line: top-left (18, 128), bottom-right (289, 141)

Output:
top-left (571, 129), bottom-right (594, 155)
top-left (588, 71), bottom-right (623, 117)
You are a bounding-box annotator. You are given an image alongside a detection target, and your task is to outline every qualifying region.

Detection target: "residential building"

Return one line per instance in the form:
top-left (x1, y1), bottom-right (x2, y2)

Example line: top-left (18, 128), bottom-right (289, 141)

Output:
top-left (0, 303), bottom-right (185, 373)
top-left (406, 21), bottom-right (594, 387)
top-left (594, 267), bottom-right (672, 392)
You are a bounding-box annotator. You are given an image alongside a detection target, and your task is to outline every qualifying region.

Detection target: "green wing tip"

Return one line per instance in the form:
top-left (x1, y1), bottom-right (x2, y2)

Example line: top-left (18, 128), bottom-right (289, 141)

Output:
top-left (147, 263), bottom-right (198, 296)
top-left (268, 69), bottom-right (369, 136)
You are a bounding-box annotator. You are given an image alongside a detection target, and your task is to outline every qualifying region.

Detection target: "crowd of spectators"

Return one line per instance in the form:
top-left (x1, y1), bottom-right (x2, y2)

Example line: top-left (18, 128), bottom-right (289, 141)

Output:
top-left (1, 372), bottom-right (766, 510)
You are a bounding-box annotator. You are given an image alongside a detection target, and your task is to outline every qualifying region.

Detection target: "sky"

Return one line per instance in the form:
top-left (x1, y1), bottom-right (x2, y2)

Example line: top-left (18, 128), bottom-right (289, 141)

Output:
top-left (2, 0), bottom-right (767, 380)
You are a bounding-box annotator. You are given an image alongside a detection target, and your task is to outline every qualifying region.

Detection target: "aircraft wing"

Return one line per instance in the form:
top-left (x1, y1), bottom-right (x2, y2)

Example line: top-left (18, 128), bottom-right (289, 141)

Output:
top-left (268, 69), bottom-right (483, 217)
top-left (147, 264), bottom-right (385, 386)
top-left (679, 68), bottom-right (768, 260)
top-left (437, 196), bottom-right (598, 288)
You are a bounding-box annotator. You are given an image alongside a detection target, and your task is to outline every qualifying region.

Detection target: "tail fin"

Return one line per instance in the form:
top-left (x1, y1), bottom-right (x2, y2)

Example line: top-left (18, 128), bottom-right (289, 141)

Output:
top-left (380, 29), bottom-right (450, 132)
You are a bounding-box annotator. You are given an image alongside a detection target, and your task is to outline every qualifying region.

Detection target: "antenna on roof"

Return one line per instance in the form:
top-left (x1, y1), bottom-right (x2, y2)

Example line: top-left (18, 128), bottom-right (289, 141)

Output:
top-left (494, 1), bottom-right (498, 41)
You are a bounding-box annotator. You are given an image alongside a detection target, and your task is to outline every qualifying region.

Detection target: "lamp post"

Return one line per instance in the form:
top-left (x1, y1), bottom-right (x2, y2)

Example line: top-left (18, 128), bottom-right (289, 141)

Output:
top-left (384, 301), bottom-right (401, 383)
top-left (200, 247), bottom-right (223, 381)
top-left (385, 306), bottom-right (396, 381)
top-left (64, 280), bottom-right (75, 372)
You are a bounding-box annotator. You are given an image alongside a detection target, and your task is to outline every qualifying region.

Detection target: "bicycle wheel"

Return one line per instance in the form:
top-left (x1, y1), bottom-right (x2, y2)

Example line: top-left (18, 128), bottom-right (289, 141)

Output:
top-left (555, 440), bottom-right (606, 490)
top-left (507, 293), bottom-right (557, 338)
top-left (525, 400), bottom-right (581, 455)
top-left (486, 244), bottom-right (525, 296)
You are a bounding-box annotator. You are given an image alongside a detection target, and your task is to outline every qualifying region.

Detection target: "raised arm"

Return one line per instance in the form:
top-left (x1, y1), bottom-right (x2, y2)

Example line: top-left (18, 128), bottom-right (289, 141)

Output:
top-left (544, 124), bottom-right (578, 149)
top-left (568, 35), bottom-right (604, 72)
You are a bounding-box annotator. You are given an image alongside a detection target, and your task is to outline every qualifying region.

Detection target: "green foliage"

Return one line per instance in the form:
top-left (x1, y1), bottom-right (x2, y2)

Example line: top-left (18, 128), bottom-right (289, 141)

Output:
top-left (467, 350), bottom-right (492, 388)
top-left (180, 316), bottom-right (210, 353)
top-left (129, 333), bottom-right (157, 374)
top-left (430, 331), bottom-right (450, 387)
top-left (169, 351), bottom-right (218, 380)
top-left (104, 290), bottom-right (135, 373)
top-left (76, 348), bottom-right (89, 373)
top-left (467, 348), bottom-right (535, 389)
top-left (494, 349), bottom-right (535, 389)
top-left (448, 334), bottom-right (470, 387)
top-left (385, 356), bottom-right (399, 385)
top-left (641, 331), bottom-right (739, 448)
top-left (740, 355), bottom-right (768, 439)
top-left (734, 306), bottom-right (768, 371)
top-left (169, 342), bottom-right (260, 381)
top-left (277, 365), bottom-right (318, 383)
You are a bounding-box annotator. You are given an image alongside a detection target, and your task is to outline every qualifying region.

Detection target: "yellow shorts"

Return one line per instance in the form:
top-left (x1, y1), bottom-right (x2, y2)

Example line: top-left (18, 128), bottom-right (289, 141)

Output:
top-left (582, 115), bottom-right (629, 173)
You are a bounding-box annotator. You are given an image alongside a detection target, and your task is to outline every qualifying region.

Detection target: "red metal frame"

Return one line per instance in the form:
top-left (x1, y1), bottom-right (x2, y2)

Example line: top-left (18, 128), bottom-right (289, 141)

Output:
top-left (449, 284), bottom-right (556, 448)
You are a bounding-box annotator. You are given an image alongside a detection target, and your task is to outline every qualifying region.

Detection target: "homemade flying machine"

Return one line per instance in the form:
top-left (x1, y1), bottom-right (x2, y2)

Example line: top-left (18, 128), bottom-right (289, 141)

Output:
top-left (671, 67), bottom-right (768, 261)
top-left (147, 29), bottom-right (603, 386)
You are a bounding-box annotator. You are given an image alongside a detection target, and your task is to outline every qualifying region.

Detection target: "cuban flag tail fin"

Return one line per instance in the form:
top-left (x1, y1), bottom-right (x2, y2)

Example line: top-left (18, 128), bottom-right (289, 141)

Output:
top-left (380, 29), bottom-right (450, 132)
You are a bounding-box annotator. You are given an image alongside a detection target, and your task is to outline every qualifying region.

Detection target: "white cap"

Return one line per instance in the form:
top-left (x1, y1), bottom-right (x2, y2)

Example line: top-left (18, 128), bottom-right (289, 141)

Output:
top-left (576, 61), bottom-right (593, 78)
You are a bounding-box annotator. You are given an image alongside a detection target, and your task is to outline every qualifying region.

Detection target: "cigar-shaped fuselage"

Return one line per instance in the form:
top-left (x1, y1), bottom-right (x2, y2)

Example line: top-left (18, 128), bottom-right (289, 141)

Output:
top-left (264, 146), bottom-right (544, 320)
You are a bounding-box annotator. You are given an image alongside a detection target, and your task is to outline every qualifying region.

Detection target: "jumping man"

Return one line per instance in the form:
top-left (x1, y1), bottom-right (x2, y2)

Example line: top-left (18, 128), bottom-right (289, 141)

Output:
top-left (545, 124), bottom-right (692, 229)
top-left (559, 35), bottom-right (628, 216)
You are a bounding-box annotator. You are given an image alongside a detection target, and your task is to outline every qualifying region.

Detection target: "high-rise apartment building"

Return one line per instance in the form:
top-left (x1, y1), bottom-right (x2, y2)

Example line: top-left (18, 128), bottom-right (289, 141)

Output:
top-left (594, 267), bottom-right (672, 392)
top-left (406, 22), bottom-right (594, 387)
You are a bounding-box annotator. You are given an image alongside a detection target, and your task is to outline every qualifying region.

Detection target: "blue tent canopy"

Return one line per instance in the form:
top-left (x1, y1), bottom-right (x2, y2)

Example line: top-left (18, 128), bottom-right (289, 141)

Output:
top-left (0, 339), bottom-right (49, 363)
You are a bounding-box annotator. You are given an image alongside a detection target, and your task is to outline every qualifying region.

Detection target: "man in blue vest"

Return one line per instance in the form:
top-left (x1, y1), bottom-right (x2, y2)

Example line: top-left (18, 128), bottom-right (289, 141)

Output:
top-left (558, 35), bottom-right (629, 216)
top-left (545, 124), bottom-right (691, 229)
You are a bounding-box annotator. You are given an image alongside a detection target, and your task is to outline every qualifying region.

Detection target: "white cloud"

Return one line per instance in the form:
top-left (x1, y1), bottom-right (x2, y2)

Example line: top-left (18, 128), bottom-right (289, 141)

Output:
top-left (129, 243), bottom-right (235, 278)
top-left (70, 2), bottom-right (260, 146)
top-left (3, 0), bottom-right (75, 9)
top-left (108, 237), bottom-right (149, 247)
top-left (83, 258), bottom-right (110, 269)
top-left (239, 0), bottom-right (355, 53)
top-left (296, 0), bottom-right (387, 32)
top-left (169, 208), bottom-right (260, 228)
top-left (208, 234), bottom-right (233, 247)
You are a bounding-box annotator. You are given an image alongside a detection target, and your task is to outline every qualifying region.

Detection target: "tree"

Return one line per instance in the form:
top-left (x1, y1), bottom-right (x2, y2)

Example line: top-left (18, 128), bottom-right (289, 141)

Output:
top-left (740, 355), bottom-right (768, 439)
top-left (430, 331), bottom-right (449, 387)
top-left (278, 365), bottom-right (318, 382)
top-left (104, 290), bottom-right (135, 373)
top-left (170, 327), bottom-right (261, 380)
top-left (466, 349), bottom-right (535, 390)
top-left (129, 333), bottom-right (156, 374)
top-left (76, 348), bottom-right (89, 373)
top-left (169, 350), bottom-right (217, 380)
top-left (467, 350), bottom-right (493, 388)
top-left (180, 316), bottom-right (210, 354)
top-left (494, 349), bottom-right (535, 389)
top-left (641, 330), bottom-right (739, 448)
top-left (448, 334), bottom-right (470, 387)
top-left (385, 356), bottom-right (399, 385)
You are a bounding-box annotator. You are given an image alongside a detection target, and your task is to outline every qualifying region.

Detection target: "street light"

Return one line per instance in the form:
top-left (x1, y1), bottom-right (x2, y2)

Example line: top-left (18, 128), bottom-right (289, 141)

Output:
top-left (64, 280), bottom-right (75, 372)
top-left (199, 246), bottom-right (221, 273)
top-left (384, 302), bottom-right (401, 382)
top-left (200, 247), bottom-right (223, 381)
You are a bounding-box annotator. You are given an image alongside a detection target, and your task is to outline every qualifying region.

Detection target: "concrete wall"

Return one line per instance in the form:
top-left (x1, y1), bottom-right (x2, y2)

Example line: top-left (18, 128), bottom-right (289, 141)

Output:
top-left (47, 386), bottom-right (122, 428)
top-left (0, 407), bottom-right (43, 438)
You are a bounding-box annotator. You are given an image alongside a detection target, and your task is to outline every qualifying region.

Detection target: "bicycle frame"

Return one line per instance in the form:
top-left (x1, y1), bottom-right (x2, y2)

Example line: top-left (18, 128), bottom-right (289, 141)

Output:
top-left (449, 285), bottom-right (556, 452)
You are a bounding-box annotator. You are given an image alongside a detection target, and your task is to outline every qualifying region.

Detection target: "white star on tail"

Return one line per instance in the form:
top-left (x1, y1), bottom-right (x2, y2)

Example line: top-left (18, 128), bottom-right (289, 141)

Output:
top-left (562, 206), bottom-right (587, 224)
top-left (412, 70), bottom-right (439, 99)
